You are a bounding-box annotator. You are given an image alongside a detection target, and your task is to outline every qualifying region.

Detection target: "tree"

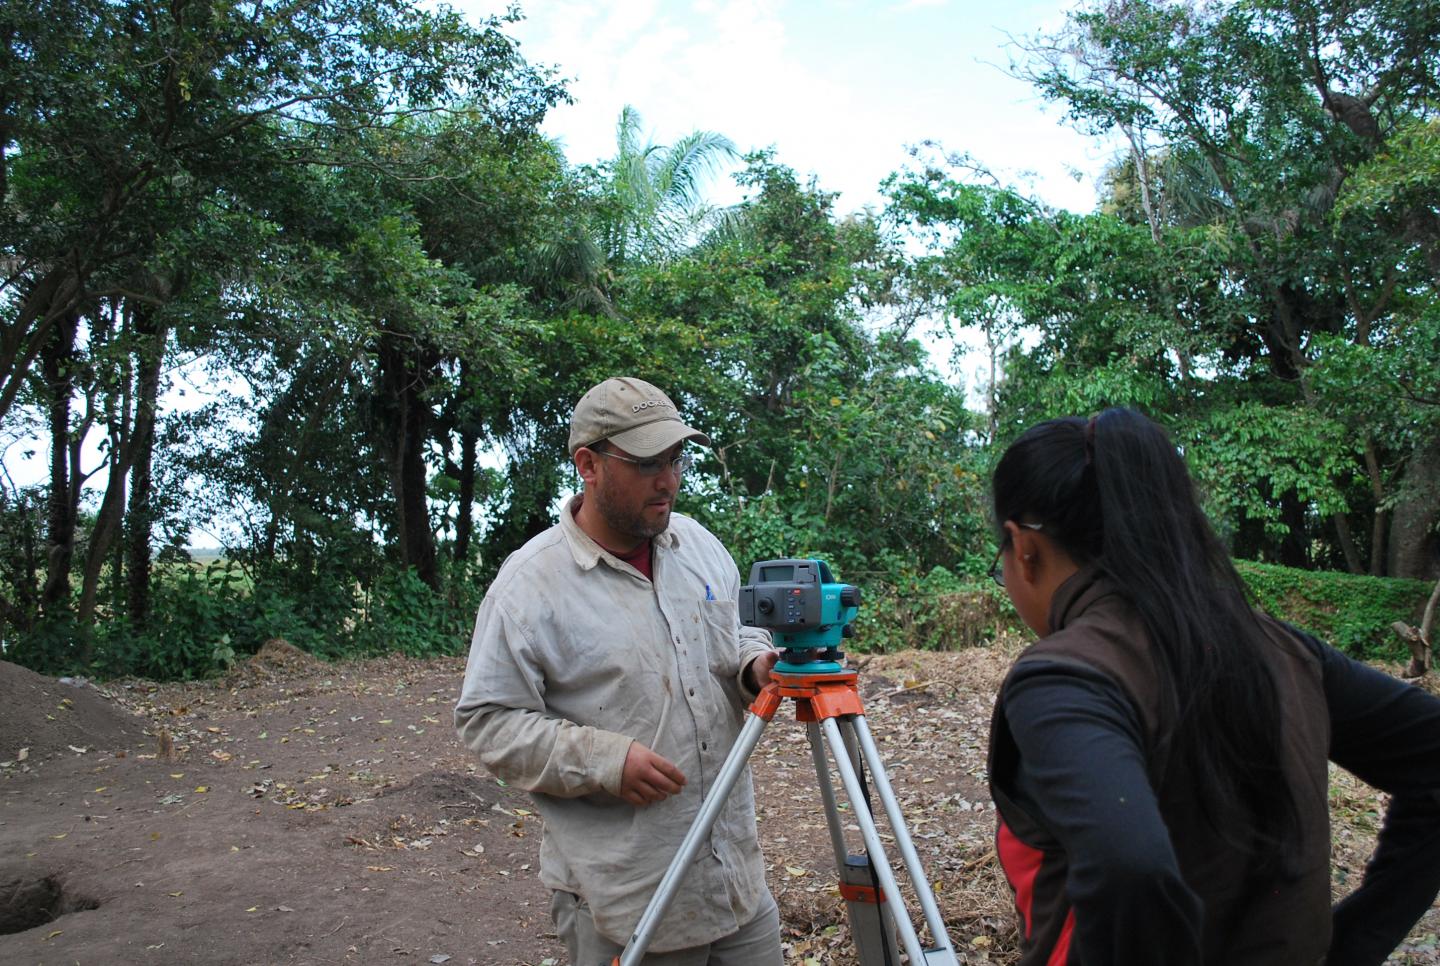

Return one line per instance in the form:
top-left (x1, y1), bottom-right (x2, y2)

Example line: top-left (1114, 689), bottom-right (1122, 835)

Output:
top-left (614, 155), bottom-right (980, 575)
top-left (595, 106), bottom-right (738, 266)
top-left (1, 0), bottom-right (566, 639)
top-left (1003, 0), bottom-right (1440, 575)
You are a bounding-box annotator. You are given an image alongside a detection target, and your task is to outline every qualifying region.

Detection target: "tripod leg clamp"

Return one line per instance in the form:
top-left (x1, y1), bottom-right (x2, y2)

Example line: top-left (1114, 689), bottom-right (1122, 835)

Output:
top-left (839, 881), bottom-right (886, 904)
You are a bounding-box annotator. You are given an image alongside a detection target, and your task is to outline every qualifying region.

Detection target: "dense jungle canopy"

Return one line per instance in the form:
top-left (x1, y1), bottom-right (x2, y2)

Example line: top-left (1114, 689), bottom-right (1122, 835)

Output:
top-left (1, 0), bottom-right (1437, 678)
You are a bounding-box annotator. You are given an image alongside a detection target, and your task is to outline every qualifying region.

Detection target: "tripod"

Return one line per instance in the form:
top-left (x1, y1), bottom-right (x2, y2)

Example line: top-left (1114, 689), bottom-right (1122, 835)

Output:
top-left (614, 664), bottom-right (961, 965)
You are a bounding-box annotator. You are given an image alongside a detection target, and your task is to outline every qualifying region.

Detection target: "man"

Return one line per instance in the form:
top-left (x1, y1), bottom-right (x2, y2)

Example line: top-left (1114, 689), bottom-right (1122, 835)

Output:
top-left (455, 376), bottom-right (782, 965)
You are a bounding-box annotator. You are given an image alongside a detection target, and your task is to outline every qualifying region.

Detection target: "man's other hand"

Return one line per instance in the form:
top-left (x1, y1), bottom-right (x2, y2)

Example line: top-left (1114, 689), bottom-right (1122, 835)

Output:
top-left (745, 649), bottom-right (781, 692)
top-left (620, 743), bottom-right (686, 807)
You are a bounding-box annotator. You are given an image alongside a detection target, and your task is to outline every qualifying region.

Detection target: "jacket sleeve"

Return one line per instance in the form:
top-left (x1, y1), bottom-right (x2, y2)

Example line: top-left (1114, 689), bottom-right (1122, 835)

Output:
top-left (723, 549), bottom-right (775, 703)
top-left (1288, 629), bottom-right (1440, 966)
top-left (1003, 659), bottom-right (1204, 966)
top-left (453, 594), bottom-right (632, 799)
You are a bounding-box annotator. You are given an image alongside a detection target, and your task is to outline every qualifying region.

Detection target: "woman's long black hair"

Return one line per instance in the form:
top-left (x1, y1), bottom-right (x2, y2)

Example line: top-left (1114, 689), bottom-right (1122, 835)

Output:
top-left (992, 407), bottom-right (1299, 870)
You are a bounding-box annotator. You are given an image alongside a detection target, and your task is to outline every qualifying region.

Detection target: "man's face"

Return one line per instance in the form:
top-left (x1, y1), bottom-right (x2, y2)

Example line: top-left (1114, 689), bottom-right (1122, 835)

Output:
top-left (587, 441), bottom-right (686, 543)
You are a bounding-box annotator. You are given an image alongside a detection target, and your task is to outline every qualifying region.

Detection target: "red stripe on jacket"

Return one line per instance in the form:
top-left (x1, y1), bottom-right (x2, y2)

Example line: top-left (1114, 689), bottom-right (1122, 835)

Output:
top-left (998, 817), bottom-right (1041, 937)
top-left (998, 815), bottom-right (1076, 965)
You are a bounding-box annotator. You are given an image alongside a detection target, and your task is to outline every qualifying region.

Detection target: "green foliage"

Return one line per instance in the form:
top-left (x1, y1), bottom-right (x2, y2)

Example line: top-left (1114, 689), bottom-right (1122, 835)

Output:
top-left (1237, 561), bottom-right (1431, 659)
top-left (2, 552), bottom-right (482, 680)
top-left (1188, 403), bottom-right (1356, 538)
top-left (595, 105), bottom-right (739, 264)
top-left (352, 563), bottom-right (479, 659)
top-left (849, 557), bottom-right (1011, 655)
top-left (1336, 118), bottom-right (1440, 222)
top-left (0, 487), bottom-right (45, 637)
top-left (963, 0), bottom-right (1440, 572)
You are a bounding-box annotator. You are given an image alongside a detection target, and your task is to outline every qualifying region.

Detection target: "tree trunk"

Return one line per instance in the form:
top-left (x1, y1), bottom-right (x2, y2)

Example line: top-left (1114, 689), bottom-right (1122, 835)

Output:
top-left (1388, 434), bottom-right (1440, 580)
top-left (40, 311), bottom-right (80, 613)
top-left (126, 310), bottom-right (165, 626)
top-left (1422, 577), bottom-right (1440, 648)
top-left (77, 305), bottom-right (139, 627)
top-left (1278, 490), bottom-right (1310, 569)
top-left (378, 333), bottom-right (438, 589)
top-left (451, 359), bottom-right (478, 565)
top-left (454, 428), bottom-right (477, 563)
top-left (76, 456), bottom-right (127, 626)
top-left (1361, 437), bottom-right (1388, 576)
top-left (1331, 512), bottom-right (1364, 574)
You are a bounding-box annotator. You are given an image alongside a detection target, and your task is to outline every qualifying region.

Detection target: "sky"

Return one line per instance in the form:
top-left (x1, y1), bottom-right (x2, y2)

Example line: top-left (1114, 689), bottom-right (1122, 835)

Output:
top-left (463, 0), bottom-right (1114, 216)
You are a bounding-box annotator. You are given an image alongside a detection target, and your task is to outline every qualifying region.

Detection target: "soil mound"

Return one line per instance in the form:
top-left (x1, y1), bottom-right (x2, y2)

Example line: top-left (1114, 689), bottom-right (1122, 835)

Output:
top-left (224, 638), bottom-right (321, 687)
top-left (0, 660), bottom-right (146, 763)
top-left (373, 769), bottom-right (499, 810)
top-left (249, 637), bottom-right (320, 671)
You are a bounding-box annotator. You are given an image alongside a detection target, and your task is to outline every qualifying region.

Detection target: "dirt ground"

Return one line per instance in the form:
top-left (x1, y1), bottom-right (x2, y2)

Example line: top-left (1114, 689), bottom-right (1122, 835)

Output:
top-left (3, 639), bottom-right (1438, 966)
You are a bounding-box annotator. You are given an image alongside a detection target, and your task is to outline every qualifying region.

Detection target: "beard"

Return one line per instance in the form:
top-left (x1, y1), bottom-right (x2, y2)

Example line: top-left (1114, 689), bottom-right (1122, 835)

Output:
top-left (591, 477), bottom-right (672, 541)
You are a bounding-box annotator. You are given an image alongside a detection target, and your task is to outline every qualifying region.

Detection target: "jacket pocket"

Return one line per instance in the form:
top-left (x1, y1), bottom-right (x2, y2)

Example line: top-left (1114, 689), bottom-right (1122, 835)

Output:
top-left (699, 598), bottom-right (741, 678)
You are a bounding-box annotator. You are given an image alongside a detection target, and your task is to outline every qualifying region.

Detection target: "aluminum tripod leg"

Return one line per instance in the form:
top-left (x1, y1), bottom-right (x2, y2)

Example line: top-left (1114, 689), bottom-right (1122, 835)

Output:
top-left (819, 715), bottom-right (961, 966)
top-left (809, 722), bottom-right (902, 966)
top-left (616, 711), bottom-right (770, 966)
top-left (616, 677), bottom-right (958, 966)
top-left (851, 715), bottom-right (955, 953)
top-left (807, 722), bottom-right (849, 869)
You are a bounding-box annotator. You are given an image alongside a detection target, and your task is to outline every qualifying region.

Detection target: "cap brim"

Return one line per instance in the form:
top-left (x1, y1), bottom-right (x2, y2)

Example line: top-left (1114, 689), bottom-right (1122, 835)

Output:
top-left (608, 421), bottom-right (712, 458)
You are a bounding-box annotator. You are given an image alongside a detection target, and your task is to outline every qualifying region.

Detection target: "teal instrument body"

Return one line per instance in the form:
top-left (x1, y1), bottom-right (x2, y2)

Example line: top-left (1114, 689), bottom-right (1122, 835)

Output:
top-left (737, 558), bottom-right (861, 674)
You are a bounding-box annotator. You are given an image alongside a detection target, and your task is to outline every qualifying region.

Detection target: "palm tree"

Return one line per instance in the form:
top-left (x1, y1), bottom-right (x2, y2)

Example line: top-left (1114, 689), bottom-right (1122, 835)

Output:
top-left (600, 105), bottom-right (738, 264)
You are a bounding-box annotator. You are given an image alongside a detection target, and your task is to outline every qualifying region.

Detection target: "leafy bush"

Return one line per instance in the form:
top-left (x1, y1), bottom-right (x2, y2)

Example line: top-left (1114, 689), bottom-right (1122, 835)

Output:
top-left (77, 561), bottom-right (337, 679)
top-left (5, 555), bottom-right (482, 681)
top-left (9, 542), bottom-right (1422, 682)
top-left (848, 553), bottom-right (1014, 654)
top-left (350, 564), bottom-right (477, 659)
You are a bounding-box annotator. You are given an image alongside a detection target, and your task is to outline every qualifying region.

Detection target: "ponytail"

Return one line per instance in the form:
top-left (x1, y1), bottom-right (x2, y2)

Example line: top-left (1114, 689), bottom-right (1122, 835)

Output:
top-left (993, 408), bottom-right (1299, 871)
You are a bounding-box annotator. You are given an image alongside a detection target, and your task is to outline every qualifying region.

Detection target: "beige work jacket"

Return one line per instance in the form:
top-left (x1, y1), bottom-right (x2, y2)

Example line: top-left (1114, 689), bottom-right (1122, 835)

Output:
top-left (455, 495), bottom-right (774, 951)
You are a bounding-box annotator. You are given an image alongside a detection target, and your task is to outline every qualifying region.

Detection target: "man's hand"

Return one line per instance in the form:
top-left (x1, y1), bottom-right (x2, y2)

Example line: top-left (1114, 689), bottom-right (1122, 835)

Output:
top-left (620, 742), bottom-right (686, 807)
top-left (744, 649), bottom-right (781, 693)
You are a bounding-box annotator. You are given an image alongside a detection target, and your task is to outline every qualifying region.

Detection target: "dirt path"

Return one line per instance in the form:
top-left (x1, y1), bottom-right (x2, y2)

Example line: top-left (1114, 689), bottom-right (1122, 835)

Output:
top-left (2, 646), bottom-right (1437, 965)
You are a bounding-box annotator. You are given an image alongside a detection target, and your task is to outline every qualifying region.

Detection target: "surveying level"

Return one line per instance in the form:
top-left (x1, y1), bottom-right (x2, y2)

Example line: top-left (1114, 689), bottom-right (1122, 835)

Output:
top-left (738, 558), bottom-right (862, 673)
top-left (613, 561), bottom-right (960, 966)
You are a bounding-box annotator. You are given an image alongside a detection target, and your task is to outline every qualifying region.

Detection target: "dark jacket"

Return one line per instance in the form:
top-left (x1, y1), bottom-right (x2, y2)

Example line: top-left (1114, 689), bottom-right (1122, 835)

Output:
top-left (987, 566), bottom-right (1340, 965)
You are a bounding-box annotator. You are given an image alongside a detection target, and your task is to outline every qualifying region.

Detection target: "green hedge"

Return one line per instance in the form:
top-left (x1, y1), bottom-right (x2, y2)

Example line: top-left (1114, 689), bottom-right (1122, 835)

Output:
top-left (846, 560), bottom-right (1431, 662)
top-left (1236, 560), bottom-right (1432, 660)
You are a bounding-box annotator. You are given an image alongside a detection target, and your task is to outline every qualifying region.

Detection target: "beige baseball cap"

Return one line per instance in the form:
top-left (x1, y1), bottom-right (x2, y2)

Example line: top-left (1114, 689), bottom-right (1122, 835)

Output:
top-left (568, 377), bottom-right (712, 457)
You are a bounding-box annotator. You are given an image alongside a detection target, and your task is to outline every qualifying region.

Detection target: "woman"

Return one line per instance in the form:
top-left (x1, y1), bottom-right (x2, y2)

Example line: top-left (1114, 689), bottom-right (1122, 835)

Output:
top-left (986, 407), bottom-right (1440, 966)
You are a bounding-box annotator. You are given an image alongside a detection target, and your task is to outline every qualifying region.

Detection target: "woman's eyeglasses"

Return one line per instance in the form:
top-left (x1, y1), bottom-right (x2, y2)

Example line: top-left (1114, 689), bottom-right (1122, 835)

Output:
top-left (988, 521), bottom-right (1044, 587)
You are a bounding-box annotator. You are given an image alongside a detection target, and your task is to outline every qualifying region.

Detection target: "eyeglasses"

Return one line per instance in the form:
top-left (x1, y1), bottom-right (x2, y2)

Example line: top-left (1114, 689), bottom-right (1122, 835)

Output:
top-left (987, 521), bottom-right (1043, 588)
top-left (596, 449), bottom-right (694, 477)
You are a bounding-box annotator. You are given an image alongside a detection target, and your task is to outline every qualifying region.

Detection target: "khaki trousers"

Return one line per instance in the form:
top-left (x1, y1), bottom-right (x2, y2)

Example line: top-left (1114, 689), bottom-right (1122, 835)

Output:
top-left (550, 889), bottom-right (782, 966)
